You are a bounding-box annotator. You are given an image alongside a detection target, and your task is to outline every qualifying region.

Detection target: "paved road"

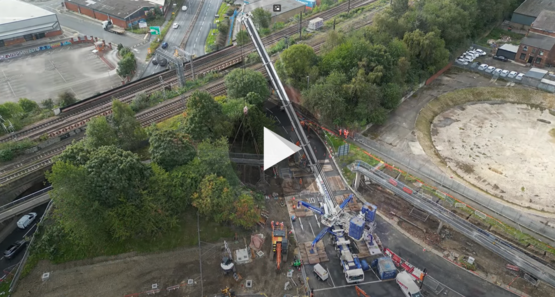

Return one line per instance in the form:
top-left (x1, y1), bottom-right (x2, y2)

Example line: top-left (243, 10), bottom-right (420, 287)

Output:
top-left (141, 0), bottom-right (202, 78)
top-left (0, 194), bottom-right (50, 223)
top-left (184, 0), bottom-right (223, 57)
top-left (0, 204), bottom-right (48, 277)
top-left (352, 162), bottom-right (555, 288)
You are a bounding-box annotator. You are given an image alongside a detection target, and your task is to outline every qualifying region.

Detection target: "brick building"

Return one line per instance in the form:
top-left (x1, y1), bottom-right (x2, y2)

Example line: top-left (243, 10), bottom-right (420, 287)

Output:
top-left (64, 0), bottom-right (168, 29)
top-left (515, 10), bottom-right (555, 67)
top-left (0, 0), bottom-right (62, 48)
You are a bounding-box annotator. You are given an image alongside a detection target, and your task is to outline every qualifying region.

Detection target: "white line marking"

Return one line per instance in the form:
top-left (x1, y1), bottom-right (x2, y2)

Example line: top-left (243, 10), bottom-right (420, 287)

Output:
top-left (327, 267), bottom-right (336, 287)
top-left (0, 257), bottom-right (4, 261)
top-left (308, 221), bottom-right (315, 237)
top-left (22, 223), bottom-right (37, 238)
top-left (274, 116), bottom-right (281, 124)
top-left (370, 264), bottom-right (380, 279)
top-left (266, 108), bottom-right (273, 113)
top-left (313, 279), bottom-right (392, 292)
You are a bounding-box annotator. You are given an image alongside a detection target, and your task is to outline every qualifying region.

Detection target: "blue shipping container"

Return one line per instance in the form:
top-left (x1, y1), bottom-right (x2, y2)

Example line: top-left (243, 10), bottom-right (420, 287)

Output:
top-left (376, 257), bottom-right (397, 280)
top-left (360, 259), bottom-right (370, 271)
top-left (362, 202), bottom-right (377, 223)
top-left (295, 0), bottom-right (316, 8)
top-left (348, 216), bottom-right (365, 240)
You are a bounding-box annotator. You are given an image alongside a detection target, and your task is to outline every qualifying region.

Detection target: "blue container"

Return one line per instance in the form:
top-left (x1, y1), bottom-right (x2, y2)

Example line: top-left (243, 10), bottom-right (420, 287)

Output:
top-left (348, 216), bottom-right (365, 240)
top-left (376, 257), bottom-right (397, 280)
top-left (362, 202), bottom-right (377, 223)
top-left (360, 259), bottom-right (370, 271)
top-left (295, 0), bottom-right (316, 8)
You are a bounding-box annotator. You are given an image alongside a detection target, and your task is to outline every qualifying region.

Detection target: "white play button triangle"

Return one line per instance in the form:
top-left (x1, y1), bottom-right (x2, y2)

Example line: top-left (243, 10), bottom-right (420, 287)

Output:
top-left (264, 127), bottom-right (301, 171)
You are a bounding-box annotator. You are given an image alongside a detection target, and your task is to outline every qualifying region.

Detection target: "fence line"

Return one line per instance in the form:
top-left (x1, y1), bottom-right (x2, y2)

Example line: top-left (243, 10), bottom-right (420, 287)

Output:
top-left (0, 186), bottom-right (52, 213)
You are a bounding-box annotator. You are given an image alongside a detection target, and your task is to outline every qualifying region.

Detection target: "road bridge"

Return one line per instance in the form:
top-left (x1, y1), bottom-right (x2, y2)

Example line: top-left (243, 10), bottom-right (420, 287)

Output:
top-left (350, 160), bottom-right (555, 287)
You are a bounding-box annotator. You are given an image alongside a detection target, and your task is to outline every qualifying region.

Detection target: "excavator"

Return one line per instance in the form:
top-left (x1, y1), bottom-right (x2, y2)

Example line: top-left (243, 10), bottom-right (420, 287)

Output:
top-left (270, 221), bottom-right (288, 270)
top-left (355, 286), bottom-right (371, 297)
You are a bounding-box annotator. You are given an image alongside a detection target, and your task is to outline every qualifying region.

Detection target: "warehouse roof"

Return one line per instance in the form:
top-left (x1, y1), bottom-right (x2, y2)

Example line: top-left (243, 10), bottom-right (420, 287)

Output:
top-left (499, 44), bottom-right (519, 53)
top-left (65, 0), bottom-right (163, 19)
top-left (532, 10), bottom-right (555, 32)
top-left (514, 0), bottom-right (555, 17)
top-left (521, 32), bottom-right (555, 50)
top-left (0, 0), bottom-right (55, 25)
top-left (244, 0), bottom-right (304, 17)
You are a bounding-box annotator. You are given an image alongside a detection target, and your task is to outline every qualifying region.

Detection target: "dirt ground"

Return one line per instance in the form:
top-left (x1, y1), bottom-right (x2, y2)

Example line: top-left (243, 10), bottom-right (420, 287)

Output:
top-left (432, 103), bottom-right (555, 213)
top-left (358, 180), bottom-right (555, 297)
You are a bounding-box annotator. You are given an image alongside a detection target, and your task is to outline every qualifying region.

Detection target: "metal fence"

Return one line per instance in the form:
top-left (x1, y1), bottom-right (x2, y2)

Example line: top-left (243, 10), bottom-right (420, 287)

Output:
top-left (0, 186), bottom-right (52, 213)
top-left (353, 134), bottom-right (555, 244)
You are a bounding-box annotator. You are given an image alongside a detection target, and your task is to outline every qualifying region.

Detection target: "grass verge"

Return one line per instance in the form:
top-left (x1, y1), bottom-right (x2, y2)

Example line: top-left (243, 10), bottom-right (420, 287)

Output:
top-left (477, 27), bottom-right (525, 47)
top-left (205, 3), bottom-right (231, 52)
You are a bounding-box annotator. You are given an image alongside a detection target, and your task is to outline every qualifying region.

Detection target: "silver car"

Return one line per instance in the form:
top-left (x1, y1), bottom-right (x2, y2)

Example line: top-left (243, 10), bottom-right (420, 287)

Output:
top-left (493, 69), bottom-right (503, 76)
top-left (508, 71), bottom-right (518, 78)
top-left (516, 73), bottom-right (524, 80)
top-left (500, 70), bottom-right (510, 77)
top-left (485, 66), bottom-right (496, 73)
top-left (478, 64), bottom-right (488, 71)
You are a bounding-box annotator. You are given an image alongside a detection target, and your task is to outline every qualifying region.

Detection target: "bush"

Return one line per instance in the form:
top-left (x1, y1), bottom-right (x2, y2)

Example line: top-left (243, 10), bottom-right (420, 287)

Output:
top-left (117, 43), bottom-right (124, 51)
top-left (57, 91), bottom-right (77, 108)
top-left (41, 99), bottom-right (54, 110)
top-left (0, 139), bottom-right (36, 162)
top-left (18, 98), bottom-right (39, 113)
top-left (119, 47), bottom-right (131, 57)
top-left (226, 7), bottom-right (235, 16)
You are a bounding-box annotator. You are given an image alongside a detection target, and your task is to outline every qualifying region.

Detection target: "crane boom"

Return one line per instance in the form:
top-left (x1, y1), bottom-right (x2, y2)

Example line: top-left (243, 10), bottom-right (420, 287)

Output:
top-left (312, 227), bottom-right (331, 248)
top-left (298, 201), bottom-right (325, 215)
top-left (339, 194), bottom-right (354, 210)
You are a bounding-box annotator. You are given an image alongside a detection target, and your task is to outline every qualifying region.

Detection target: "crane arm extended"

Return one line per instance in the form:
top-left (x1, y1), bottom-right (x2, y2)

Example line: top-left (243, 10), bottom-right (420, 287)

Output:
top-left (339, 194), bottom-right (354, 210)
top-left (298, 201), bottom-right (325, 215)
top-left (312, 227), bottom-right (331, 248)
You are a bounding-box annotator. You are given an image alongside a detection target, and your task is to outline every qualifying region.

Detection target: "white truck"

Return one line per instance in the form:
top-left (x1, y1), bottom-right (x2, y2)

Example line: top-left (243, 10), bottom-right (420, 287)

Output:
top-left (102, 20), bottom-right (125, 35)
top-left (313, 264), bottom-right (329, 281)
top-left (396, 271), bottom-right (423, 297)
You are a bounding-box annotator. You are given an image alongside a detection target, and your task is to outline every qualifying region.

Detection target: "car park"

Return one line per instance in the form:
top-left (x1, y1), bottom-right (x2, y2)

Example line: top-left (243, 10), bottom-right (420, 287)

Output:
top-left (493, 69), bottom-right (503, 76)
top-left (4, 240), bottom-right (27, 260)
top-left (500, 70), bottom-right (509, 77)
top-left (161, 42), bottom-right (168, 49)
top-left (516, 73), bottom-right (524, 80)
top-left (17, 212), bottom-right (37, 229)
top-left (474, 49), bottom-right (486, 56)
top-left (478, 64), bottom-right (488, 71)
top-left (159, 58), bottom-right (168, 67)
top-left (485, 66), bottom-right (496, 73)
top-left (456, 59), bottom-right (468, 65)
top-left (459, 56), bottom-right (472, 63)
top-left (508, 71), bottom-right (518, 79)
top-left (172, 23), bottom-right (179, 29)
top-left (493, 55), bottom-right (508, 62)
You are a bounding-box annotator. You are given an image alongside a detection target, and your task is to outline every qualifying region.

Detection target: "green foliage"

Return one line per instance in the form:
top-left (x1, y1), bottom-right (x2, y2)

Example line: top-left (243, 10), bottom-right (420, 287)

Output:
top-left (41, 98), bottom-right (54, 110)
top-left (252, 7), bottom-right (272, 29)
top-left (111, 100), bottom-right (148, 150)
top-left (57, 91), bottom-right (77, 108)
top-left (18, 98), bottom-right (39, 113)
top-left (224, 68), bottom-right (270, 101)
top-left (182, 91), bottom-right (231, 142)
top-left (149, 129), bottom-right (196, 171)
top-left (237, 30), bottom-right (250, 46)
top-left (192, 174), bottom-right (234, 222)
top-left (117, 52), bottom-right (137, 79)
top-left (118, 47), bottom-right (131, 57)
top-left (117, 43), bottom-right (123, 51)
top-left (403, 29), bottom-right (450, 74)
top-left (0, 139), bottom-right (36, 162)
top-left (276, 44), bottom-right (318, 89)
top-left (196, 137), bottom-right (238, 185)
top-left (85, 116), bottom-right (118, 148)
top-left (230, 193), bottom-right (260, 228)
top-left (218, 22), bottom-right (230, 34)
top-left (227, 7), bottom-right (235, 16)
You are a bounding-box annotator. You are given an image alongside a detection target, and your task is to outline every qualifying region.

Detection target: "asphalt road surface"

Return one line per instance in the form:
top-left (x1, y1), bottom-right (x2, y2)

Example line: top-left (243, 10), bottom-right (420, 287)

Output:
top-left (0, 204), bottom-right (48, 277)
top-left (184, 0), bottom-right (223, 57)
top-left (142, 0), bottom-right (203, 78)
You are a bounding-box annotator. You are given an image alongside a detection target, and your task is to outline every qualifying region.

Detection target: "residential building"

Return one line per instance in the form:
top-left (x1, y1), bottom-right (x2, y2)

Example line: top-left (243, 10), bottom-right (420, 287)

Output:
top-left (515, 10), bottom-right (555, 67)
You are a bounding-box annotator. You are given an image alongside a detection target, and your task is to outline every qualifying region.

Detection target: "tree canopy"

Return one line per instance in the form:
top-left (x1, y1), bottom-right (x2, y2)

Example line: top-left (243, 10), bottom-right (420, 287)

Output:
top-left (252, 7), bottom-right (272, 29)
top-left (149, 129), bottom-right (196, 171)
top-left (183, 91), bottom-right (231, 142)
top-left (224, 68), bottom-right (270, 103)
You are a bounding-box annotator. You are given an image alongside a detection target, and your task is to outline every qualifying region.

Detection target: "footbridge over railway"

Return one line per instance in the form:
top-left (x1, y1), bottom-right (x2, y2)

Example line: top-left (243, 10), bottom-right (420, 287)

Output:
top-left (350, 160), bottom-right (555, 288)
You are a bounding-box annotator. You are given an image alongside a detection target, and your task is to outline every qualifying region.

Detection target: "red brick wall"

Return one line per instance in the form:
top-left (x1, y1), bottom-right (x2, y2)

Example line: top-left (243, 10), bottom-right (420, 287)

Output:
top-left (425, 62), bottom-right (453, 85)
top-left (79, 6), bottom-right (95, 19)
top-left (529, 28), bottom-right (555, 38)
top-left (45, 30), bottom-right (63, 37)
top-left (64, 1), bottom-right (79, 12)
top-left (94, 11), bottom-right (109, 21)
top-left (111, 18), bottom-right (127, 28)
top-left (4, 38), bottom-right (25, 46)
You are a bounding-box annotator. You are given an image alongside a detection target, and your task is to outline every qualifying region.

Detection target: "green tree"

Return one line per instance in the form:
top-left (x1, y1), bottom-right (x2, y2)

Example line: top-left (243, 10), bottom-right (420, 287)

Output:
top-left (85, 116), bottom-right (118, 149)
top-left (192, 174), bottom-right (234, 222)
top-left (18, 98), bottom-right (39, 113)
top-left (41, 98), bottom-right (54, 110)
top-left (110, 100), bottom-right (147, 150)
top-left (252, 7), bottom-right (272, 29)
top-left (302, 71), bottom-right (347, 126)
top-left (381, 83), bottom-right (403, 109)
top-left (245, 92), bottom-right (263, 107)
top-left (276, 44), bottom-right (318, 89)
top-left (149, 129), bottom-right (196, 171)
top-left (119, 47), bottom-right (131, 57)
top-left (117, 53), bottom-right (137, 79)
top-left (117, 43), bottom-right (124, 51)
top-left (391, 0), bottom-right (409, 17)
top-left (231, 193), bottom-right (260, 228)
top-left (182, 91), bottom-right (231, 142)
top-left (403, 29), bottom-right (449, 74)
top-left (196, 137), bottom-right (238, 185)
top-left (237, 30), bottom-right (250, 46)
top-left (57, 91), bottom-right (77, 108)
top-left (55, 140), bottom-right (92, 166)
top-left (218, 22), bottom-right (230, 34)
top-left (224, 68), bottom-right (270, 100)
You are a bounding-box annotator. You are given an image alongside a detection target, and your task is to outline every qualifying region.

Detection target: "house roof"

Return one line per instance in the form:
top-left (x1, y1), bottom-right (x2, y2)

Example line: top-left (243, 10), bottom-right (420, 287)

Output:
top-left (532, 10), bottom-right (555, 32)
top-left (66, 0), bottom-right (163, 19)
top-left (0, 0), bottom-right (54, 26)
top-left (521, 32), bottom-right (555, 50)
top-left (499, 44), bottom-right (519, 53)
top-left (514, 0), bottom-right (555, 17)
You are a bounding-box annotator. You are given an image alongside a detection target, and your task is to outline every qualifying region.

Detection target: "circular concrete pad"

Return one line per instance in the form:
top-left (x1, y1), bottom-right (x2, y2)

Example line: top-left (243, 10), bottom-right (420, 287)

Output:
top-left (432, 103), bottom-right (555, 213)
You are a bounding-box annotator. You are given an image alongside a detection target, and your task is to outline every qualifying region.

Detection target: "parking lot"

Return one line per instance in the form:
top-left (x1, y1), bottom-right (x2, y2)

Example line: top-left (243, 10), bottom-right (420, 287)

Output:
top-left (456, 50), bottom-right (532, 81)
top-left (0, 44), bottom-right (120, 103)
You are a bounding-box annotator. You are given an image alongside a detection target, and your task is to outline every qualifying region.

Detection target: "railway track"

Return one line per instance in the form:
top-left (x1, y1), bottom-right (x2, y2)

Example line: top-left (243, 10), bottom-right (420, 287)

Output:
top-left (0, 8), bottom-right (377, 186)
top-left (0, 0), bottom-right (375, 144)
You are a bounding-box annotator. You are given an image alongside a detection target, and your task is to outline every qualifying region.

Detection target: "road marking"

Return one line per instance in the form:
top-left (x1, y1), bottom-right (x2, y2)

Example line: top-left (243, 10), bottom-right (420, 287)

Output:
top-left (308, 221), bottom-right (315, 237)
top-left (370, 264), bottom-right (380, 279)
top-left (0, 256), bottom-right (4, 261)
top-left (265, 108), bottom-right (273, 113)
top-left (1, 69), bottom-right (17, 98)
top-left (22, 223), bottom-right (37, 238)
top-left (327, 267), bottom-right (336, 287)
top-left (313, 279), bottom-right (392, 292)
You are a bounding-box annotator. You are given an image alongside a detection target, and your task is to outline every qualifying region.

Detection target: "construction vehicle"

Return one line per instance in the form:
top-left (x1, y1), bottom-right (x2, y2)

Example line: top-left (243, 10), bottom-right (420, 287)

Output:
top-left (219, 286), bottom-right (236, 297)
top-left (396, 271), bottom-right (423, 297)
top-left (270, 221), bottom-right (288, 270)
top-left (355, 286), bottom-right (371, 297)
top-left (102, 20), bottom-right (125, 35)
top-left (297, 194), bottom-right (354, 227)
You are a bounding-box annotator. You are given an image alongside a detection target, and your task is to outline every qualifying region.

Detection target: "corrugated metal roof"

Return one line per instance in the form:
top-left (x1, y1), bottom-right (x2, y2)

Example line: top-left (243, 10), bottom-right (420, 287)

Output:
top-left (526, 68), bottom-right (548, 79)
top-left (532, 10), bottom-right (555, 32)
top-left (514, 0), bottom-right (555, 17)
top-left (66, 0), bottom-right (161, 18)
top-left (521, 32), bottom-right (555, 50)
top-left (499, 44), bottom-right (519, 53)
top-left (541, 78), bottom-right (555, 86)
top-left (0, 0), bottom-right (54, 25)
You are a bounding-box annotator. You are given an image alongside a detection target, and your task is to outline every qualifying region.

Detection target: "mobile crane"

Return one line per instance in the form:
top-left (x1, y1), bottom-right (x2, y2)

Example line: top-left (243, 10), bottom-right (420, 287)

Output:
top-left (297, 194), bottom-right (354, 227)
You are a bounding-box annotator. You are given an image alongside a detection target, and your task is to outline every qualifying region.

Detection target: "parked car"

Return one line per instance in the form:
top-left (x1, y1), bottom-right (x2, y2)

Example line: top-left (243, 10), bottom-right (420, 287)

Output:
top-left (4, 240), bottom-right (27, 260)
top-left (464, 55), bottom-right (474, 61)
top-left (474, 49), bottom-right (486, 56)
top-left (159, 58), bottom-right (168, 67)
top-left (172, 23), bottom-right (179, 29)
top-left (493, 55), bottom-right (508, 62)
top-left (508, 71), bottom-right (518, 79)
top-left (161, 42), bottom-right (168, 49)
top-left (459, 56), bottom-right (472, 63)
top-left (485, 66), bottom-right (496, 73)
top-left (17, 212), bottom-right (37, 229)
top-left (500, 70), bottom-right (510, 77)
top-left (456, 59), bottom-right (468, 65)
top-left (466, 51), bottom-right (478, 59)
top-left (152, 58), bottom-right (159, 65)
top-left (182, 5), bottom-right (187, 11)
top-left (493, 69), bottom-right (503, 76)
top-left (516, 73), bottom-right (524, 80)
top-left (470, 62), bottom-right (480, 68)
top-left (478, 64), bottom-right (488, 71)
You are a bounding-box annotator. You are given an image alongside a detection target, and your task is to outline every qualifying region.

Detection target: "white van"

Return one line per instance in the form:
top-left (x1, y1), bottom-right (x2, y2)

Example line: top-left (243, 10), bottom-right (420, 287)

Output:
top-left (17, 212), bottom-right (37, 229)
top-left (396, 271), bottom-right (423, 297)
top-left (313, 264), bottom-right (329, 281)
top-left (182, 6), bottom-right (187, 11)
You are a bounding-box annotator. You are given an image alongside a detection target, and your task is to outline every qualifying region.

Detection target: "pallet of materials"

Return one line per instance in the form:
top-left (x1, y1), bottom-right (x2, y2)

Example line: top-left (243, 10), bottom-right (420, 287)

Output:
top-left (300, 241), bottom-right (329, 264)
top-left (335, 194), bottom-right (362, 212)
top-left (295, 200), bottom-right (314, 217)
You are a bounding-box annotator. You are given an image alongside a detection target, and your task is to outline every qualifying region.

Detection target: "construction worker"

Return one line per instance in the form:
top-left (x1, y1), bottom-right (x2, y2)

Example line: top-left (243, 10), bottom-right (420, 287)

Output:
top-left (339, 129), bottom-right (343, 136)
top-left (299, 178), bottom-right (303, 186)
top-left (296, 141), bottom-right (300, 146)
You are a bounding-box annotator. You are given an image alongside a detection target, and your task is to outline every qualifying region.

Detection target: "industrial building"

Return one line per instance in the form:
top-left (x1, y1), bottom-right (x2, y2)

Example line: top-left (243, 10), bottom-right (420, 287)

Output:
top-left (515, 10), bottom-right (555, 67)
top-left (63, 0), bottom-right (168, 29)
top-left (510, 0), bottom-right (555, 29)
top-left (243, 0), bottom-right (305, 25)
top-left (0, 0), bottom-right (62, 48)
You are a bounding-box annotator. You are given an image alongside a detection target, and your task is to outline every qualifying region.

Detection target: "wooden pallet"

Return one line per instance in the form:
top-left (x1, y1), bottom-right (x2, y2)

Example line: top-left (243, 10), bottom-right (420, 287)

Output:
top-left (356, 240), bottom-right (371, 258)
top-left (295, 200), bottom-right (314, 217)
top-left (327, 176), bottom-right (346, 192)
top-left (335, 194), bottom-right (362, 212)
top-left (300, 242), bottom-right (329, 264)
